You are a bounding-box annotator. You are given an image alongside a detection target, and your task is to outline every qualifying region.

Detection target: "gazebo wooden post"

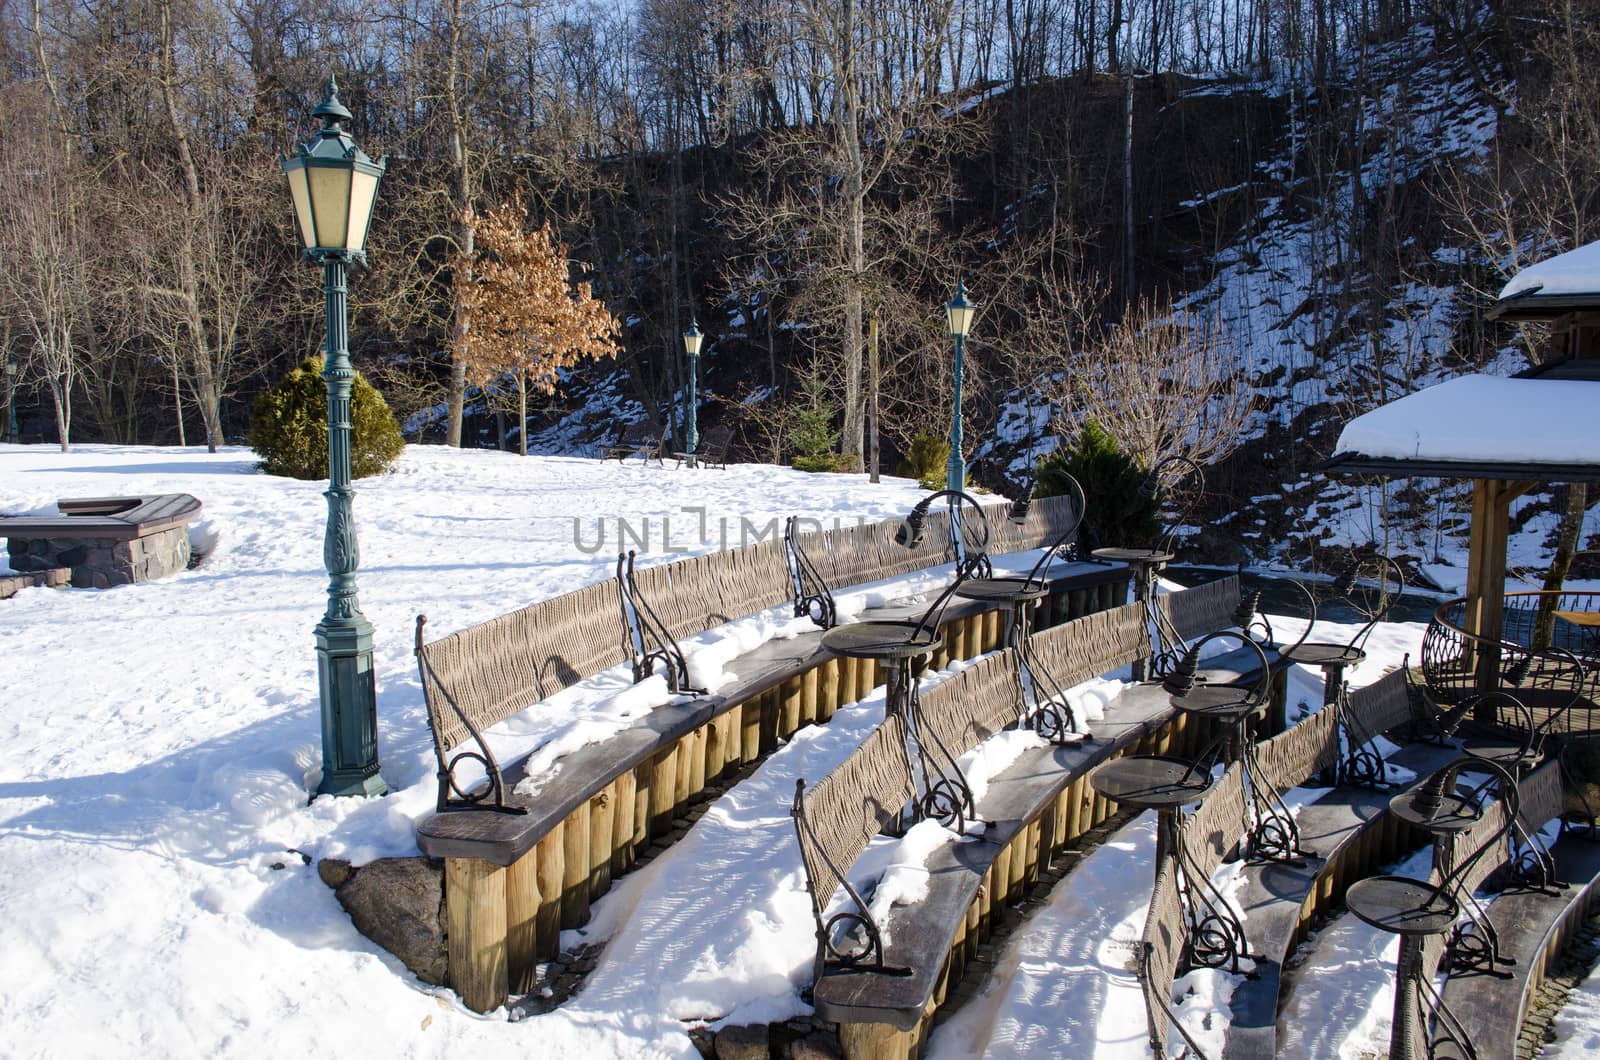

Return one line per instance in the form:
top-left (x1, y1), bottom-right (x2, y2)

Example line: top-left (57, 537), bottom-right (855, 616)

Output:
top-left (1464, 478), bottom-right (1509, 715)
top-left (1464, 478), bottom-right (1540, 721)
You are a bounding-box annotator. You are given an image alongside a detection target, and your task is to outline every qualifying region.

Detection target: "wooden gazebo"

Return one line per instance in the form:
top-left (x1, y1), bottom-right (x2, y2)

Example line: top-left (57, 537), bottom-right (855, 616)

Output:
top-left (1322, 240), bottom-right (1600, 724)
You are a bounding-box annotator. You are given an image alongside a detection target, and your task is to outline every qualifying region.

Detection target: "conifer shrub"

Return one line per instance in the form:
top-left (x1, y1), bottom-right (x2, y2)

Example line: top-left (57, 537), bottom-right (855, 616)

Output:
top-left (249, 357), bottom-right (405, 480)
top-left (793, 452), bottom-right (856, 473)
top-left (1036, 421), bottom-right (1159, 548)
top-left (789, 370), bottom-right (845, 473)
top-left (899, 432), bottom-right (951, 491)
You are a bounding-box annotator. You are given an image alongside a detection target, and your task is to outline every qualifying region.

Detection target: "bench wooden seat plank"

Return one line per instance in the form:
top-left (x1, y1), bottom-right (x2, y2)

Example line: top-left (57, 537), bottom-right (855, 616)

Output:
top-left (418, 692), bottom-right (727, 863)
top-left (812, 677), bottom-right (1229, 1027)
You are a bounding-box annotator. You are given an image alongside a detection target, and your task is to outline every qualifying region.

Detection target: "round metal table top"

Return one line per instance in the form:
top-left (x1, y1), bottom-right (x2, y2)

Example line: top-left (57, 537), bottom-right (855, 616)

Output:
top-left (1091, 547), bottom-right (1175, 566)
top-left (1461, 738), bottom-right (1541, 769)
top-left (1280, 642), bottom-right (1367, 668)
top-left (1169, 684), bottom-right (1261, 720)
top-left (955, 577), bottom-right (1050, 604)
top-left (1345, 876), bottom-right (1459, 936)
top-left (1387, 790), bottom-right (1481, 834)
top-left (821, 620), bottom-right (943, 661)
top-left (1089, 755), bottom-right (1216, 809)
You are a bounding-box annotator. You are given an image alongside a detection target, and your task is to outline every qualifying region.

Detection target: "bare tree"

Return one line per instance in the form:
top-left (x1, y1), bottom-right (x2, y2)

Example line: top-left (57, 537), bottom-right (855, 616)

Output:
top-left (0, 87), bottom-right (90, 450)
top-left (1042, 295), bottom-right (1255, 473)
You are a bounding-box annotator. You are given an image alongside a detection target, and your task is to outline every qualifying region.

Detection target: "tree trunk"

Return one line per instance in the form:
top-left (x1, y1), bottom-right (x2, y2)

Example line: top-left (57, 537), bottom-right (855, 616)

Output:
top-left (445, 0), bottom-right (473, 448)
top-left (1534, 483), bottom-right (1589, 649)
top-left (47, 371), bottom-right (69, 452)
top-left (157, 0), bottom-right (222, 453)
top-left (172, 352), bottom-right (186, 447)
top-left (839, 0), bottom-right (865, 460)
top-left (518, 372), bottom-right (528, 457)
top-left (1122, 73), bottom-right (1135, 298)
top-left (868, 313), bottom-right (880, 483)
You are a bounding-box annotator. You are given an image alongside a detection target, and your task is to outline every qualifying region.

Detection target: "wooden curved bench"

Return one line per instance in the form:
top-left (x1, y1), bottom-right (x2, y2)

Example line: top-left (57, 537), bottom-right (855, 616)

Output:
top-left (1130, 668), bottom-right (1459, 1057)
top-left (796, 578), bottom-right (1275, 1058)
top-left (414, 518), bottom-right (1130, 1012)
top-left (1218, 672), bottom-right (1461, 1057)
top-left (1436, 759), bottom-right (1600, 1060)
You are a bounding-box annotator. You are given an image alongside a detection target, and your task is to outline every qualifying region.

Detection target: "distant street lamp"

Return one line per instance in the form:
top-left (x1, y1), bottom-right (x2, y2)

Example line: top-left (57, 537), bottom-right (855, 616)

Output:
top-left (944, 283), bottom-right (977, 491)
top-left (5, 355), bottom-right (17, 444)
top-left (281, 76), bottom-right (388, 798)
top-left (682, 319), bottom-right (703, 467)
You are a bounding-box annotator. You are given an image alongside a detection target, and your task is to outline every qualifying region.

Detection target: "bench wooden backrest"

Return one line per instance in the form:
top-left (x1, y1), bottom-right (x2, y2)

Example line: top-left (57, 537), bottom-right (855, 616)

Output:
top-left (916, 651), bottom-right (1025, 764)
top-left (698, 423), bottom-right (734, 452)
top-left (616, 421), bottom-right (658, 445)
top-left (1254, 704), bottom-right (1342, 795)
top-left (817, 509), bottom-right (961, 592)
top-left (419, 578), bottom-right (627, 754)
top-left (1345, 668), bottom-right (1416, 741)
top-left (1140, 851), bottom-right (1186, 1057)
top-left (628, 540), bottom-right (793, 644)
top-left (987, 493), bottom-right (1083, 556)
top-left (1516, 756), bottom-right (1566, 840)
top-left (1407, 929), bottom-right (1449, 1059)
top-left (1181, 762), bottom-right (1249, 881)
top-left (796, 714), bottom-right (917, 912)
top-left (1440, 758), bottom-right (1562, 899)
top-left (1441, 794), bottom-right (1511, 902)
top-left (1157, 574), bottom-right (1241, 647)
top-left (1027, 601), bottom-right (1150, 689)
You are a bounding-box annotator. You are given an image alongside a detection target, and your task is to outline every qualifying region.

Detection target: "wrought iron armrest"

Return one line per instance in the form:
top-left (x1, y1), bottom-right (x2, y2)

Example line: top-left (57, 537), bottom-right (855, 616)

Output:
top-left (784, 515), bottom-right (838, 629)
top-left (617, 550), bottom-right (703, 694)
top-left (791, 779), bottom-right (911, 991)
top-left (414, 615), bottom-right (527, 815)
top-left (1017, 473), bottom-right (1088, 589)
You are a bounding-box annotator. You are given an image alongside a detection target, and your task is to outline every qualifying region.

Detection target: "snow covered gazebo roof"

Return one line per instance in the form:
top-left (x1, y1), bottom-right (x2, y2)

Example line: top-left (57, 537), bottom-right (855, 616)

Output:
top-left (1490, 239), bottom-right (1600, 322)
top-left (1323, 373), bottom-right (1600, 482)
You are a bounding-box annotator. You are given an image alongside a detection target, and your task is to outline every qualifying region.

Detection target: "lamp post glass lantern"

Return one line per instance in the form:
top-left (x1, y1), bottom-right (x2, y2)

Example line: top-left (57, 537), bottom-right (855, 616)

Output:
top-left (945, 283), bottom-right (977, 491)
top-left (683, 319), bottom-right (703, 466)
top-left (281, 75), bottom-right (388, 798)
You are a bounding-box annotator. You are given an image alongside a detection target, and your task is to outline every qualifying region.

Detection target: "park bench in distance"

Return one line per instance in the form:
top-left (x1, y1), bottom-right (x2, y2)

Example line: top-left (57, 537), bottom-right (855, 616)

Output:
top-left (673, 423), bottom-right (733, 468)
top-left (599, 421), bottom-right (666, 464)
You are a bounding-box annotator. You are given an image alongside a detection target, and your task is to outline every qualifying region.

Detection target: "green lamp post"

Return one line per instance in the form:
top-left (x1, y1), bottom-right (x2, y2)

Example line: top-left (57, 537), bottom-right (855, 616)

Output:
top-left (944, 283), bottom-right (977, 491)
top-left (282, 76), bottom-right (388, 798)
top-left (682, 319), bottom-right (703, 467)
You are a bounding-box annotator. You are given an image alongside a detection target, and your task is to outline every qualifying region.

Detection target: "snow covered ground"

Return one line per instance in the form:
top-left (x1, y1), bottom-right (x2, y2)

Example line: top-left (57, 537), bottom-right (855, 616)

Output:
top-left (1546, 961), bottom-right (1600, 1057)
top-left (1, 442), bottom-right (1589, 1059)
top-left (0, 443), bottom-right (928, 1057)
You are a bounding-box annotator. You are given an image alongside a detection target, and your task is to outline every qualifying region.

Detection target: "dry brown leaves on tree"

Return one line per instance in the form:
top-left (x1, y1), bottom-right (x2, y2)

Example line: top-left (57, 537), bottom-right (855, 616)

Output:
top-left (453, 198), bottom-right (621, 395)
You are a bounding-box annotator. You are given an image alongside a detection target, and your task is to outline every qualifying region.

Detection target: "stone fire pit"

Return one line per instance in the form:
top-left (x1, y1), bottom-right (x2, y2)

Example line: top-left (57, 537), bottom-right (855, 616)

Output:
top-left (1, 494), bottom-right (202, 592)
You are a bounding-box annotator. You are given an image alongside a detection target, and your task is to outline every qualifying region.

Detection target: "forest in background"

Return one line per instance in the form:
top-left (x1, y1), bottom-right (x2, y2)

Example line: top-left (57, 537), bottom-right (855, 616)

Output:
top-left (2, 0), bottom-right (1597, 570)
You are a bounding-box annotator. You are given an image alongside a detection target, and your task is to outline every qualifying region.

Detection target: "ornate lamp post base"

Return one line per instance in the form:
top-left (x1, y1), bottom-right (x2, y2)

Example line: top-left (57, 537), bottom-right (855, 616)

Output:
top-left (315, 612), bottom-right (387, 797)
